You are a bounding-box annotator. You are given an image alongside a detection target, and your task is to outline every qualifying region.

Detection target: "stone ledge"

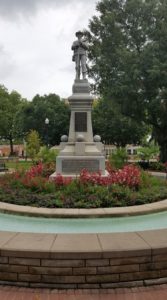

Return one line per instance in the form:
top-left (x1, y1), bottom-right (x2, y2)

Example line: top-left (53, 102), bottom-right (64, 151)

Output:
top-left (0, 199), bottom-right (167, 218)
top-left (0, 229), bottom-right (166, 288)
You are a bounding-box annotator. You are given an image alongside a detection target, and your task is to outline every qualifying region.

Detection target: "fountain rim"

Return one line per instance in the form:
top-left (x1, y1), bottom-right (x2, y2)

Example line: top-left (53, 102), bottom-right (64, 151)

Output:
top-left (0, 199), bottom-right (167, 218)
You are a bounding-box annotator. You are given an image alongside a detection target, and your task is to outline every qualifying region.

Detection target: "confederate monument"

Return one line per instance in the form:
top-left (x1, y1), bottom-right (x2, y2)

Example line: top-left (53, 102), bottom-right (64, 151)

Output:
top-left (50, 31), bottom-right (106, 177)
top-left (72, 31), bottom-right (88, 80)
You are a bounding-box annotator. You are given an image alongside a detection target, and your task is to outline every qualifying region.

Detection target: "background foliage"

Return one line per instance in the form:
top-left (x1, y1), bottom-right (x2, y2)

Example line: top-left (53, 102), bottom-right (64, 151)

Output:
top-left (87, 0), bottom-right (167, 161)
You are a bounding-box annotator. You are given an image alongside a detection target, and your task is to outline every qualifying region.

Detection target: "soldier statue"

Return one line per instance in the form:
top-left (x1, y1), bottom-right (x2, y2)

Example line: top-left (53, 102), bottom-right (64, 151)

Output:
top-left (72, 31), bottom-right (88, 80)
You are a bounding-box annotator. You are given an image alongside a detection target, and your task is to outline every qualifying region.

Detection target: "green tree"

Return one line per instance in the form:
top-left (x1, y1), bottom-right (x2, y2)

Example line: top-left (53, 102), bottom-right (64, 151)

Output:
top-left (17, 93), bottom-right (70, 146)
top-left (26, 130), bottom-right (41, 162)
top-left (88, 0), bottom-right (167, 162)
top-left (92, 99), bottom-right (147, 146)
top-left (0, 85), bottom-right (26, 155)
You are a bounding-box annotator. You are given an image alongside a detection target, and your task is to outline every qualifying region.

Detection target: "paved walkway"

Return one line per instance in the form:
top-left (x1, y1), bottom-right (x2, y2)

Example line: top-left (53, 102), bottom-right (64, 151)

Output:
top-left (0, 285), bottom-right (167, 300)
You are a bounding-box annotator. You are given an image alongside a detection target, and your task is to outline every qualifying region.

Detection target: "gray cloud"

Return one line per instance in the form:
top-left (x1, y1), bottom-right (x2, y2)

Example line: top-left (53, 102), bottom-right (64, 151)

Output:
top-left (0, 0), bottom-right (57, 18)
top-left (59, 64), bottom-right (74, 73)
top-left (0, 1), bottom-right (97, 99)
top-left (0, 0), bottom-right (95, 19)
top-left (0, 45), bottom-right (15, 79)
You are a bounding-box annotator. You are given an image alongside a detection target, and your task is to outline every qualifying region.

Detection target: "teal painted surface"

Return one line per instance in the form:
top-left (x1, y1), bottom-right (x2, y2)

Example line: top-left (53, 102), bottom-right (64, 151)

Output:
top-left (0, 211), bottom-right (167, 233)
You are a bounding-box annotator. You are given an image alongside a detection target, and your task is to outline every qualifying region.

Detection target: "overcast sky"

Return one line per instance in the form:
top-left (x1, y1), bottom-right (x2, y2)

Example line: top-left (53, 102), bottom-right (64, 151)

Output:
top-left (0, 0), bottom-right (98, 100)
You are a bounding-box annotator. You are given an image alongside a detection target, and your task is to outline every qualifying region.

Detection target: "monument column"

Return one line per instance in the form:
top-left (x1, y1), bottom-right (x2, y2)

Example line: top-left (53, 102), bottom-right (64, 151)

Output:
top-left (50, 31), bottom-right (106, 178)
top-left (68, 78), bottom-right (94, 143)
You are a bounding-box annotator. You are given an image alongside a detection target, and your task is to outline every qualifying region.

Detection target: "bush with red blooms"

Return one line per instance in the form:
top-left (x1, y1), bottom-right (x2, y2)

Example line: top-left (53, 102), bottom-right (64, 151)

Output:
top-left (20, 176), bottom-right (48, 192)
top-left (26, 162), bottom-right (43, 177)
top-left (53, 174), bottom-right (72, 186)
top-left (0, 162), bottom-right (167, 208)
top-left (79, 169), bottom-right (109, 186)
top-left (13, 162), bottom-right (141, 190)
top-left (79, 164), bottom-right (141, 189)
top-left (110, 165), bottom-right (141, 188)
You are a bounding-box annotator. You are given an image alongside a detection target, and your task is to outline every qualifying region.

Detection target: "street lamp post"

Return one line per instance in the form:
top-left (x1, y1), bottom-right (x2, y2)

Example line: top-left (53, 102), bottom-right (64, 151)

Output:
top-left (45, 118), bottom-right (49, 147)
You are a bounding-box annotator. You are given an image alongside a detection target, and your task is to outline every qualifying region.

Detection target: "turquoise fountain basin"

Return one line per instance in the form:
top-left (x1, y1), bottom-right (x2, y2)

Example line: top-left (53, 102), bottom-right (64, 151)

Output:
top-left (0, 211), bottom-right (167, 233)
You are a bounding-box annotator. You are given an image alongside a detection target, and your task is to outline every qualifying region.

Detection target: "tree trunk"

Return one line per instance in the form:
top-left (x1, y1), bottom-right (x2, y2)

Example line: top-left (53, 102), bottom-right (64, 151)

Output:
top-left (9, 137), bottom-right (14, 156)
top-left (154, 127), bottom-right (167, 163)
top-left (160, 143), bottom-right (167, 163)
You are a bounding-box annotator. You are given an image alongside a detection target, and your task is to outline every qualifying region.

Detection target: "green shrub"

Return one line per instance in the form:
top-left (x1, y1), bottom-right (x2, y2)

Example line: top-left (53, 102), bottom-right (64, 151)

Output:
top-left (109, 184), bottom-right (132, 206)
top-left (37, 146), bottom-right (59, 164)
top-left (26, 130), bottom-right (41, 162)
top-left (140, 170), bottom-right (152, 188)
top-left (109, 147), bottom-right (128, 169)
top-left (149, 161), bottom-right (166, 171)
top-left (137, 144), bottom-right (159, 162)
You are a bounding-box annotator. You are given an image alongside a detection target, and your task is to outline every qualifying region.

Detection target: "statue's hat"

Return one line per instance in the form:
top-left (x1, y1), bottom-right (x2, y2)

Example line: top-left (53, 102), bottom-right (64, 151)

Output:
top-left (75, 31), bottom-right (83, 37)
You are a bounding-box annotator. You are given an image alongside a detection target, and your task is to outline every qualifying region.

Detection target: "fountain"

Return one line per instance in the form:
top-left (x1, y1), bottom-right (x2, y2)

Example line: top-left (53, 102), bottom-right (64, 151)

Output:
top-left (0, 32), bottom-right (167, 290)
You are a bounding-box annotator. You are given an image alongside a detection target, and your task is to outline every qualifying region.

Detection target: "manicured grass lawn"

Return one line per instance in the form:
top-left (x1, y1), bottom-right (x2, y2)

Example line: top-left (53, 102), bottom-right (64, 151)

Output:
top-left (5, 160), bottom-right (32, 171)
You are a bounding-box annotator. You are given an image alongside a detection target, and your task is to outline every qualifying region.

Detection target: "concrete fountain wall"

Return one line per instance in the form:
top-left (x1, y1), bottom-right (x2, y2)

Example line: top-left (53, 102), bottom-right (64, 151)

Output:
top-left (0, 229), bottom-right (167, 289)
top-left (0, 201), bottom-right (167, 289)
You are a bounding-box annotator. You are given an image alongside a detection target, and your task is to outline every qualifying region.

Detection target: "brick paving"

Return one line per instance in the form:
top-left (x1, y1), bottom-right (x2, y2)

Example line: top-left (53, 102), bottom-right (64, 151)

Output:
top-left (0, 284), bottom-right (167, 300)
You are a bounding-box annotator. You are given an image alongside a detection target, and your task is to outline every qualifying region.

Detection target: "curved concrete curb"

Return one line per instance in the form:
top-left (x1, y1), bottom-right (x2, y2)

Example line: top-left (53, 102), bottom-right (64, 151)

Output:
top-left (0, 229), bottom-right (167, 289)
top-left (0, 199), bottom-right (167, 218)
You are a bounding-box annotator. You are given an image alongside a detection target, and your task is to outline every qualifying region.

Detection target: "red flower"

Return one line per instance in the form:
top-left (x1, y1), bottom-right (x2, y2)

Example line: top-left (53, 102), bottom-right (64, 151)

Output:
top-left (53, 174), bottom-right (72, 186)
top-left (26, 163), bottom-right (43, 178)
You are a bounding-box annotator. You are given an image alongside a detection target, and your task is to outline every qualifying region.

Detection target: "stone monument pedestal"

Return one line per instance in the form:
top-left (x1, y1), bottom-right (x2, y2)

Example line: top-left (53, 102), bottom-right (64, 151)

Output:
top-left (50, 79), bottom-right (107, 179)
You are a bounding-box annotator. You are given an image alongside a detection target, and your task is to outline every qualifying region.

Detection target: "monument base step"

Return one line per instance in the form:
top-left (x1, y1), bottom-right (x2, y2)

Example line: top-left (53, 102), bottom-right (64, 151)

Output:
top-left (49, 170), bottom-right (109, 180)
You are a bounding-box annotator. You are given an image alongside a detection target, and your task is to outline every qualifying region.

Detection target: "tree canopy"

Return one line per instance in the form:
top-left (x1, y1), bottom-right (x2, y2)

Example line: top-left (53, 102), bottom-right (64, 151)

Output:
top-left (0, 85), bottom-right (26, 155)
top-left (17, 93), bottom-right (70, 146)
top-left (92, 99), bottom-right (146, 146)
top-left (88, 0), bottom-right (167, 161)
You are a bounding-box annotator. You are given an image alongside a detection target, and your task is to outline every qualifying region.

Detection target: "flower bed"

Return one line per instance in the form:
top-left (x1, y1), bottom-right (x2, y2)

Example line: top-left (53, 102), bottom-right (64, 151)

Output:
top-left (0, 162), bottom-right (167, 208)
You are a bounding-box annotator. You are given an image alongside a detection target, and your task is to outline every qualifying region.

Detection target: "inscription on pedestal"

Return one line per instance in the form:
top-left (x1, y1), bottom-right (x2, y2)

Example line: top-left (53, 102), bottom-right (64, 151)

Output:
top-left (75, 112), bottom-right (87, 132)
top-left (62, 159), bottom-right (99, 173)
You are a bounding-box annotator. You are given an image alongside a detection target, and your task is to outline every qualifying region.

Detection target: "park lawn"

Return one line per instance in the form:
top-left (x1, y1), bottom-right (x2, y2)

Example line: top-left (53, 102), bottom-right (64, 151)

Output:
top-left (6, 160), bottom-right (32, 171)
